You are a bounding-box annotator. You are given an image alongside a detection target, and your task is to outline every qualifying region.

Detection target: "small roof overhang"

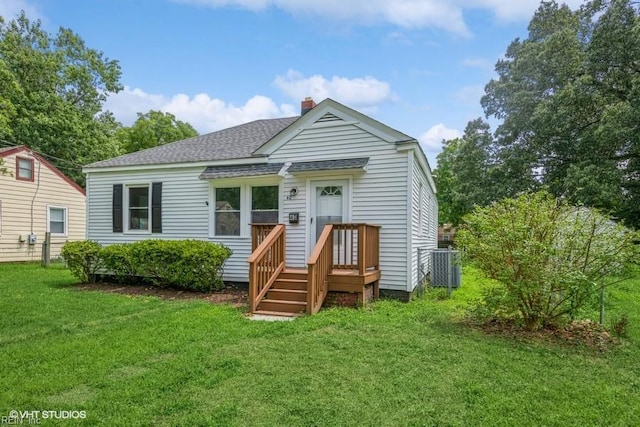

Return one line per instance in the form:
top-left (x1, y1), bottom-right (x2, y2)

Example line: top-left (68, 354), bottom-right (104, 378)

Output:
top-left (287, 157), bottom-right (369, 174)
top-left (199, 163), bottom-right (285, 180)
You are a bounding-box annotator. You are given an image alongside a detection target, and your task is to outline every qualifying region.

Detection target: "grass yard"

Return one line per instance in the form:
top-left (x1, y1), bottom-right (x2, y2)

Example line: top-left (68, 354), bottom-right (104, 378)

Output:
top-left (1, 263), bottom-right (639, 426)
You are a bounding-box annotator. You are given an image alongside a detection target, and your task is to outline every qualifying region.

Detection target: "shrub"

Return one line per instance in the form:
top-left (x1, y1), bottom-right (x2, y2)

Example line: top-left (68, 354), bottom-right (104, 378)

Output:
top-left (61, 240), bottom-right (103, 283)
top-left (127, 239), bottom-right (232, 291)
top-left (456, 191), bottom-right (639, 330)
top-left (101, 244), bottom-right (136, 283)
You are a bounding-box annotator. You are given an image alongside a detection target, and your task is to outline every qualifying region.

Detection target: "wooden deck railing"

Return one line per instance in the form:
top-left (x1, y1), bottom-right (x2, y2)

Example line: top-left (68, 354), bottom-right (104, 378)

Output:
top-left (307, 224), bottom-right (333, 315)
top-left (332, 224), bottom-right (381, 274)
top-left (247, 224), bottom-right (286, 313)
top-left (251, 223), bottom-right (278, 251)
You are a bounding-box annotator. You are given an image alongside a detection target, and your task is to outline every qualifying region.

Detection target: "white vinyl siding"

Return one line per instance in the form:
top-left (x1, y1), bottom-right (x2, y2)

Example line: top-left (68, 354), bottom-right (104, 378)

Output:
top-left (85, 110), bottom-right (437, 291)
top-left (270, 122), bottom-right (410, 291)
top-left (86, 168), bottom-right (280, 282)
top-left (409, 156), bottom-right (438, 290)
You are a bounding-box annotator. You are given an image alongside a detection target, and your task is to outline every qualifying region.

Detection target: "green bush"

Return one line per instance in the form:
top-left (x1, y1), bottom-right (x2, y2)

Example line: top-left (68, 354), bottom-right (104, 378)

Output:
top-left (62, 239), bottom-right (232, 291)
top-left (126, 239), bottom-right (232, 291)
top-left (61, 240), bottom-right (103, 283)
top-left (457, 191), bottom-right (639, 330)
top-left (101, 243), bottom-right (136, 283)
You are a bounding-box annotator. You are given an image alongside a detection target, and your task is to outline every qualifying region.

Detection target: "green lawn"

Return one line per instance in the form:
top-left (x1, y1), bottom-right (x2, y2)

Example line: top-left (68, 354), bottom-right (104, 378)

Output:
top-left (1, 263), bottom-right (639, 426)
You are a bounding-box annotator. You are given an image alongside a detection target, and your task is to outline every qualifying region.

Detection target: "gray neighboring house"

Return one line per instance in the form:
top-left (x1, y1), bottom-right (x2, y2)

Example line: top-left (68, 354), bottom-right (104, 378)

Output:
top-left (83, 98), bottom-right (438, 299)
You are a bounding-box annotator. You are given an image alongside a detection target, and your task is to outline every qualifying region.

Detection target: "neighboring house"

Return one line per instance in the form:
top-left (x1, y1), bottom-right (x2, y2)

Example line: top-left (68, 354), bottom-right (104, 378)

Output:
top-left (0, 146), bottom-right (86, 262)
top-left (438, 224), bottom-right (456, 248)
top-left (83, 98), bottom-right (438, 309)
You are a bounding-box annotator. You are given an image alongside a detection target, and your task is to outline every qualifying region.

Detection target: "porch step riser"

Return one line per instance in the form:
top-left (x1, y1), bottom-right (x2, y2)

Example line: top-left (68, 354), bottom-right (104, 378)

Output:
top-left (267, 289), bottom-right (307, 302)
top-left (258, 300), bottom-right (307, 314)
top-left (279, 271), bottom-right (308, 281)
top-left (272, 279), bottom-right (307, 291)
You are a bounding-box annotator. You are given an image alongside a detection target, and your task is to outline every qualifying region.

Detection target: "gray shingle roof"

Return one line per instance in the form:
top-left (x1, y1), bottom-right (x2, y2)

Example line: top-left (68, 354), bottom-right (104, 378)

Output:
top-left (85, 117), bottom-right (298, 168)
top-left (288, 157), bottom-right (369, 173)
top-left (199, 163), bottom-right (285, 179)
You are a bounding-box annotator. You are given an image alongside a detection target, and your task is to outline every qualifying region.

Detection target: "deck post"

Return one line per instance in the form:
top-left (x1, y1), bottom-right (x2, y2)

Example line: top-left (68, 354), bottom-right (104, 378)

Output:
top-left (358, 224), bottom-right (366, 275)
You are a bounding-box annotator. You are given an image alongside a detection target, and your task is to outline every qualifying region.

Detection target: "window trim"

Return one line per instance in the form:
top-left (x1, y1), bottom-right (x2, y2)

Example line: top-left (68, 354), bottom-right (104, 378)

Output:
top-left (16, 156), bottom-right (34, 182)
top-left (47, 205), bottom-right (68, 237)
top-left (209, 179), bottom-right (281, 238)
top-left (125, 183), bottom-right (151, 234)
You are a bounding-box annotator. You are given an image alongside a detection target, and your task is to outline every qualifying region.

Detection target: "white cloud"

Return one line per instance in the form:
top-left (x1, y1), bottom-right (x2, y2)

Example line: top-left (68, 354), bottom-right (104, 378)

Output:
top-left (463, 0), bottom-right (586, 21)
top-left (419, 123), bottom-right (460, 150)
top-left (273, 69), bottom-right (394, 110)
top-left (0, 0), bottom-right (42, 20)
top-left (103, 86), bottom-right (296, 133)
top-left (175, 0), bottom-right (585, 36)
top-left (419, 123), bottom-right (461, 168)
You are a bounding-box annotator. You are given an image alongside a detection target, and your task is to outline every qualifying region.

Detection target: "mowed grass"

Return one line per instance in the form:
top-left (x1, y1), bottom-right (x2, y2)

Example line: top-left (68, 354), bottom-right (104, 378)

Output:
top-left (1, 263), bottom-right (639, 426)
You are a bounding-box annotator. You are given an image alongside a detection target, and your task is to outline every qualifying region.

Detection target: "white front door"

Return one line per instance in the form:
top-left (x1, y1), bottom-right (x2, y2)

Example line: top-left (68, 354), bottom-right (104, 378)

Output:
top-left (309, 180), bottom-right (348, 251)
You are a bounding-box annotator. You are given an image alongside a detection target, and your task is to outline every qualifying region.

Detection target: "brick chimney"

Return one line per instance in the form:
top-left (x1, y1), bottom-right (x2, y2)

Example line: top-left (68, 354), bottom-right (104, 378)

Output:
top-left (301, 97), bottom-right (316, 115)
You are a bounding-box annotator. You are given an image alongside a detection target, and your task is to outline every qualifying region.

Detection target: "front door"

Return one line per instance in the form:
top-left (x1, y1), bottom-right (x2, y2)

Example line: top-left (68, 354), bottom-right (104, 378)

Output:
top-left (309, 180), bottom-right (348, 251)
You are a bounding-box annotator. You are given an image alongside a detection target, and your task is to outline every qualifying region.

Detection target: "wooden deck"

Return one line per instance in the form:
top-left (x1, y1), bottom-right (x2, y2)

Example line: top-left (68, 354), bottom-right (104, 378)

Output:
top-left (248, 223), bottom-right (381, 316)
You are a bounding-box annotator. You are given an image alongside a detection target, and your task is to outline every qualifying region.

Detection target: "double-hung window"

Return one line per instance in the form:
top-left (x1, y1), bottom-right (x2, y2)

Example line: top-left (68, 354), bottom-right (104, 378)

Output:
top-left (215, 187), bottom-right (241, 236)
top-left (251, 186), bottom-right (279, 223)
top-left (16, 157), bottom-right (34, 181)
top-left (48, 206), bottom-right (67, 235)
top-left (213, 184), bottom-right (280, 236)
top-left (128, 186), bottom-right (150, 231)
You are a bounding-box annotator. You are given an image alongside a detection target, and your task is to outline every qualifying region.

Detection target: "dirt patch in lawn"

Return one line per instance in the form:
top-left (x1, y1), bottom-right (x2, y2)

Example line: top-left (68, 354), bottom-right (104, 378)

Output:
top-left (74, 282), bottom-right (248, 308)
top-left (472, 318), bottom-right (619, 351)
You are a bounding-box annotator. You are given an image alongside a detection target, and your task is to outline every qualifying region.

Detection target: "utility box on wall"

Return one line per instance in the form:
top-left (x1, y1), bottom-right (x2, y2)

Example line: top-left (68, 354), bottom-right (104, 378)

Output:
top-left (28, 234), bottom-right (37, 245)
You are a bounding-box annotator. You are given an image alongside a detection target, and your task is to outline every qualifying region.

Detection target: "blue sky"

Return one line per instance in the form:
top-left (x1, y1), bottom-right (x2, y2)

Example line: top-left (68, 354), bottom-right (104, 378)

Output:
top-left (1, 0), bottom-right (584, 166)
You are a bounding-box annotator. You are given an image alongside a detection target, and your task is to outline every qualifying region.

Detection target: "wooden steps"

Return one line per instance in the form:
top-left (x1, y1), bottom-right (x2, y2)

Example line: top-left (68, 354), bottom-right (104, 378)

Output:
top-left (256, 268), bottom-right (308, 315)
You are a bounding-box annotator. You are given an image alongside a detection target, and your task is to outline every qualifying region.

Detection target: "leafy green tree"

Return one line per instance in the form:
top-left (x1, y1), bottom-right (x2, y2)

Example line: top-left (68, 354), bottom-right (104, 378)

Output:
top-left (444, 1), bottom-right (640, 227)
top-left (116, 110), bottom-right (198, 154)
top-left (0, 12), bottom-right (122, 183)
top-left (435, 119), bottom-right (504, 225)
top-left (457, 191), bottom-right (639, 330)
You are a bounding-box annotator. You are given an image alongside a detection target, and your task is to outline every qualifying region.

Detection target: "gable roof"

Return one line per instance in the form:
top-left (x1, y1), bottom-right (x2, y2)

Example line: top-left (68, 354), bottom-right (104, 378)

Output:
top-left (0, 145), bottom-right (86, 195)
top-left (84, 117), bottom-right (298, 169)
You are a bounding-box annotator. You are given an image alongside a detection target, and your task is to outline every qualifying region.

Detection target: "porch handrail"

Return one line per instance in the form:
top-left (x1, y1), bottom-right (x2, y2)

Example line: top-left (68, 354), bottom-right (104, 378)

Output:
top-left (248, 224), bottom-right (286, 313)
top-left (332, 223), bottom-right (381, 274)
top-left (307, 224), bottom-right (333, 314)
top-left (251, 223), bottom-right (278, 252)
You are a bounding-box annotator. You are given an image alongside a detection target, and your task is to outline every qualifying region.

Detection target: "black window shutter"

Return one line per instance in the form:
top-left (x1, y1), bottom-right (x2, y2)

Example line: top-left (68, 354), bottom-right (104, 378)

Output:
top-left (112, 184), bottom-right (123, 233)
top-left (152, 182), bottom-right (162, 233)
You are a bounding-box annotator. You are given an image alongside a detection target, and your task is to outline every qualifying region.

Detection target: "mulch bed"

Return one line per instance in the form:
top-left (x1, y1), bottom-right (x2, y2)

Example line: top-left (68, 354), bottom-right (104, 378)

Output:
top-left (74, 282), bottom-right (249, 308)
top-left (472, 318), bottom-right (619, 351)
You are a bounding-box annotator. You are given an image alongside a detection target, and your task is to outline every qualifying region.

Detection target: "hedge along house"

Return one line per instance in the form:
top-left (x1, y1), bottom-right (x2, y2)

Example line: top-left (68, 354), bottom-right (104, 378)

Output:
top-left (0, 145), bottom-right (86, 262)
top-left (83, 98), bottom-right (438, 315)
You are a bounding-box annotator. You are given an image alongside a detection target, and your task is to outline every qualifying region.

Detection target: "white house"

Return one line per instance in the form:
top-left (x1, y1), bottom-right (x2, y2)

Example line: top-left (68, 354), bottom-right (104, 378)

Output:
top-left (83, 98), bottom-right (437, 312)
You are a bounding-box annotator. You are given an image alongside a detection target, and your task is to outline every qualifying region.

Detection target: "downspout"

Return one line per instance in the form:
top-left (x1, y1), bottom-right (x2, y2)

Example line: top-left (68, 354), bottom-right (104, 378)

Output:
top-left (30, 157), bottom-right (42, 234)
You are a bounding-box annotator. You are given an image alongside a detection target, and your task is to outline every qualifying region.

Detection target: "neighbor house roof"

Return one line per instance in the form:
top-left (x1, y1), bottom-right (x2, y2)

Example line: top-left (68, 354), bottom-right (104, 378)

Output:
top-left (0, 145), bottom-right (86, 195)
top-left (85, 117), bottom-right (298, 168)
top-left (288, 158), bottom-right (369, 173)
top-left (199, 163), bottom-right (285, 179)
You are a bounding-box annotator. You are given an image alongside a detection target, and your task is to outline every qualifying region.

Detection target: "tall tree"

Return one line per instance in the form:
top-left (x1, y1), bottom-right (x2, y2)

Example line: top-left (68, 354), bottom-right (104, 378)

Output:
top-left (450, 0), bottom-right (640, 227)
top-left (435, 119), bottom-right (501, 225)
top-left (116, 110), bottom-right (198, 154)
top-left (0, 12), bottom-right (122, 183)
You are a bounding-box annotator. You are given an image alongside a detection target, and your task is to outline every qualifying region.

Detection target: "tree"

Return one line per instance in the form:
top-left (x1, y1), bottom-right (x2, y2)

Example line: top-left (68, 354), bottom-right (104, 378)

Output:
top-left (447, 0), bottom-right (640, 227)
top-left (456, 191), bottom-right (639, 330)
top-left (116, 110), bottom-right (198, 154)
top-left (0, 12), bottom-right (123, 183)
top-left (434, 119), bottom-right (504, 225)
